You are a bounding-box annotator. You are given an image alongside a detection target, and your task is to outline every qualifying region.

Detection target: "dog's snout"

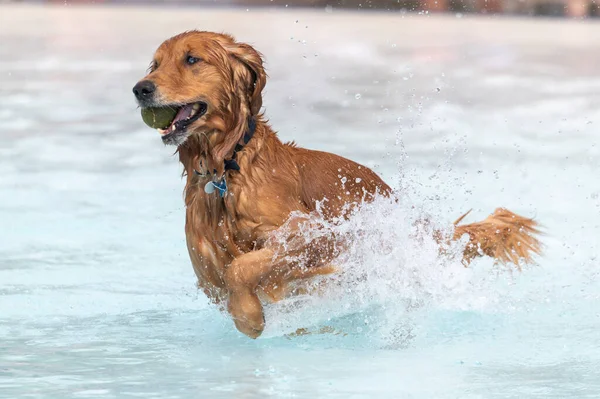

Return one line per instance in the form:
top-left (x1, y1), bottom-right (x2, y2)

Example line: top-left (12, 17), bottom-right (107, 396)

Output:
top-left (133, 80), bottom-right (156, 101)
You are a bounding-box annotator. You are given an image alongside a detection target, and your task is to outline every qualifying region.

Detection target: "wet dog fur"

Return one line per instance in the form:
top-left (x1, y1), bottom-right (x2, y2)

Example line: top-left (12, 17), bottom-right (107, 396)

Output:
top-left (133, 31), bottom-right (541, 338)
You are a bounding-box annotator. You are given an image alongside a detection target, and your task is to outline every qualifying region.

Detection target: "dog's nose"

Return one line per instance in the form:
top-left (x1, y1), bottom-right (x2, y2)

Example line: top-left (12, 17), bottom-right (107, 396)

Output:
top-left (132, 80), bottom-right (156, 101)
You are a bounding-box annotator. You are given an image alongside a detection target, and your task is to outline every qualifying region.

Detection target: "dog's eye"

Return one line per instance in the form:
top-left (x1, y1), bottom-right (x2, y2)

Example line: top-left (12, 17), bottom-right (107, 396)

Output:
top-left (147, 61), bottom-right (158, 73)
top-left (186, 55), bottom-right (201, 65)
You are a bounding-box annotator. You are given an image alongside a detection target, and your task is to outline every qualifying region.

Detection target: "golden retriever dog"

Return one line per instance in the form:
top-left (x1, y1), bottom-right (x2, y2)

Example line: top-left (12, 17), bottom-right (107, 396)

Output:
top-left (133, 31), bottom-right (541, 338)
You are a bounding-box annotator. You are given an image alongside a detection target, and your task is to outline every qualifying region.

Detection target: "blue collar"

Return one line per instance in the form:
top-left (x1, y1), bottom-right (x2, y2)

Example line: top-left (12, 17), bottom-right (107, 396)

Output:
top-left (195, 118), bottom-right (256, 197)
top-left (223, 117), bottom-right (256, 172)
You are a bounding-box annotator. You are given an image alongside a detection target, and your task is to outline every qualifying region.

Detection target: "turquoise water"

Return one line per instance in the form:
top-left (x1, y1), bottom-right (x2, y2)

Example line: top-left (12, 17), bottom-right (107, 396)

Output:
top-left (1, 5), bottom-right (599, 398)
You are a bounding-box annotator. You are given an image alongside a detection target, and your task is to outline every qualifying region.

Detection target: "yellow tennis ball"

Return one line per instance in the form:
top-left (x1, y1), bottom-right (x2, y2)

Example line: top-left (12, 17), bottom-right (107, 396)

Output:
top-left (140, 107), bottom-right (178, 129)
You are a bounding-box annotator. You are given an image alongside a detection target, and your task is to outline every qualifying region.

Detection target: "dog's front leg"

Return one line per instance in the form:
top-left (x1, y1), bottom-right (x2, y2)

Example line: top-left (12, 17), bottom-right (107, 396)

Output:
top-left (224, 248), bottom-right (278, 338)
top-left (224, 214), bottom-right (341, 338)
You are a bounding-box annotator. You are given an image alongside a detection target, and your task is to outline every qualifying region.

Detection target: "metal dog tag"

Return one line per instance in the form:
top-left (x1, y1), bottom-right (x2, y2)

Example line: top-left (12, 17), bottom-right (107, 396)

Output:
top-left (204, 181), bottom-right (215, 194)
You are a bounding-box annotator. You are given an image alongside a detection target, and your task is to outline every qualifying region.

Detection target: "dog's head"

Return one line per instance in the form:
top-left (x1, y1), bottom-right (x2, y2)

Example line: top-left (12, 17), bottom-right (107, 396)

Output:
top-left (133, 31), bottom-right (266, 161)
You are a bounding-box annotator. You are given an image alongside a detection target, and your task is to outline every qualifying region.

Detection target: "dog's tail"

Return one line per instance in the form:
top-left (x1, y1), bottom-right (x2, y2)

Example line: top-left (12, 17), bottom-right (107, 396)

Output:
top-left (452, 208), bottom-right (542, 267)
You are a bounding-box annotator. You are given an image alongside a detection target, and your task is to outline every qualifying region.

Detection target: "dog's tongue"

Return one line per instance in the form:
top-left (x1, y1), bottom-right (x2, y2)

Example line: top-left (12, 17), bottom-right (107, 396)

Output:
top-left (170, 104), bottom-right (194, 127)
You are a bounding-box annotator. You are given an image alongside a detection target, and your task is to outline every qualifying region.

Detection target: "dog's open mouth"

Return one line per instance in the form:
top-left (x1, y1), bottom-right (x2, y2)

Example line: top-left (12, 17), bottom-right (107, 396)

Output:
top-left (140, 102), bottom-right (207, 144)
top-left (157, 102), bottom-right (207, 137)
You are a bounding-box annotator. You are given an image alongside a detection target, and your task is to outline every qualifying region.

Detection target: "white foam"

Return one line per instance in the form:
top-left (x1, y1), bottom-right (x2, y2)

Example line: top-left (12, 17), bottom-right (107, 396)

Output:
top-left (261, 192), bottom-right (515, 343)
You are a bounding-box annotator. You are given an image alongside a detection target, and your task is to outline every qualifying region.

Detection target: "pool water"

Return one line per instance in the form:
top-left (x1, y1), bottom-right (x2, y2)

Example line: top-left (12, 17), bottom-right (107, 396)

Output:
top-left (1, 5), bottom-right (599, 398)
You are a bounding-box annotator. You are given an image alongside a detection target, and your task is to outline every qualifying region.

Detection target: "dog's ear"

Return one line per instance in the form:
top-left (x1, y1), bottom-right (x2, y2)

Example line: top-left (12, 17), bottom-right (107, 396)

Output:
top-left (225, 41), bottom-right (266, 116)
top-left (212, 40), bottom-right (267, 169)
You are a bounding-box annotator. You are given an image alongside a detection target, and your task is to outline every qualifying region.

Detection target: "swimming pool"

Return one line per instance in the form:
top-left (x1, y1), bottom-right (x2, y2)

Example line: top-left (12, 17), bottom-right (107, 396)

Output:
top-left (1, 5), bottom-right (599, 398)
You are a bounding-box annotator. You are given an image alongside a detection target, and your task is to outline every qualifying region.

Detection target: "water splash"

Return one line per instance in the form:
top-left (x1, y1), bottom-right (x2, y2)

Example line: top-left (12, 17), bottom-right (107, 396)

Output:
top-left (261, 193), bottom-right (515, 345)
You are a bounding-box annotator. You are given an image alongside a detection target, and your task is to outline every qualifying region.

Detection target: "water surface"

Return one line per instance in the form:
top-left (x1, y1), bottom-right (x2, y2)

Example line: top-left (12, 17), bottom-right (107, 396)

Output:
top-left (1, 5), bottom-right (599, 398)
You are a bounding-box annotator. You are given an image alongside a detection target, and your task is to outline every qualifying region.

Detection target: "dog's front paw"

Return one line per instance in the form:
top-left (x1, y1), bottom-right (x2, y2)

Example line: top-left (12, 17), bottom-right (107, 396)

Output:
top-left (228, 290), bottom-right (265, 339)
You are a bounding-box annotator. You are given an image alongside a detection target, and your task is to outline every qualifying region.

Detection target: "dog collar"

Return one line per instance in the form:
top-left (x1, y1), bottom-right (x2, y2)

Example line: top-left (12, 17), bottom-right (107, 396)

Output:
top-left (195, 118), bottom-right (256, 197)
top-left (224, 117), bottom-right (256, 172)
